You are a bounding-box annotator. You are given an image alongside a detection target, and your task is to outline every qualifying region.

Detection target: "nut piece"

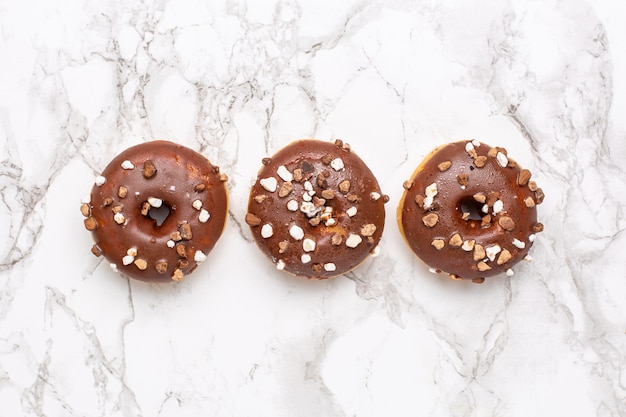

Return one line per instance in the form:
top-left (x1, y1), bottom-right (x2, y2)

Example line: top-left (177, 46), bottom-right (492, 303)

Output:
top-left (524, 196), bottom-right (536, 208)
top-left (403, 180), bottom-right (414, 190)
top-left (91, 244), bottom-right (102, 257)
top-left (195, 183), bottom-right (206, 192)
top-left (533, 222), bottom-right (544, 233)
top-left (431, 239), bottom-right (445, 250)
top-left (518, 169), bottom-right (531, 186)
top-left (360, 224), bottom-right (377, 237)
top-left (176, 244), bottom-right (187, 258)
top-left (473, 244), bottom-right (486, 261)
top-left (457, 174), bottom-right (469, 188)
top-left (437, 161), bottom-right (452, 171)
top-left (141, 202), bottom-right (151, 216)
top-left (278, 181), bottom-right (293, 198)
top-left (254, 194), bottom-right (267, 203)
top-left (118, 186), bottom-right (128, 198)
top-left (331, 233), bottom-right (342, 246)
top-left (155, 262), bottom-right (168, 274)
top-left (474, 156), bottom-right (487, 168)
top-left (245, 213), bottom-right (262, 226)
top-left (171, 268), bottom-right (184, 281)
top-left (170, 231), bottom-right (182, 241)
top-left (143, 160), bottom-right (157, 178)
top-left (449, 233), bottom-right (463, 247)
top-left (497, 249), bottom-right (512, 265)
top-left (473, 193), bottom-right (486, 203)
top-left (339, 180), bottom-right (351, 193)
top-left (321, 189), bottom-right (335, 199)
top-left (278, 241), bottom-right (289, 254)
top-left (498, 216), bottom-right (516, 231)
top-left (477, 261), bottom-right (492, 272)
top-left (422, 213), bottom-right (439, 228)
top-left (134, 259), bottom-right (148, 270)
top-left (179, 222), bottom-right (193, 240)
top-left (80, 203), bottom-right (90, 217)
top-left (472, 277), bottom-right (485, 284)
top-left (84, 217), bottom-right (97, 230)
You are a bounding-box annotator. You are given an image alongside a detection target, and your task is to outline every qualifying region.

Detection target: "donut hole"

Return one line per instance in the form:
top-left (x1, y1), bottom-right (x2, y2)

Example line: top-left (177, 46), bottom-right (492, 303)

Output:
top-left (148, 204), bottom-right (171, 227)
top-left (458, 197), bottom-right (484, 221)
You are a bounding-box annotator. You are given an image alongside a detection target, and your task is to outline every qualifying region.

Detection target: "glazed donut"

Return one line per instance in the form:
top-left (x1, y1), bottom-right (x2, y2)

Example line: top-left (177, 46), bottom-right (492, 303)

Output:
top-left (397, 140), bottom-right (544, 283)
top-left (81, 141), bottom-right (228, 282)
top-left (246, 139), bottom-right (388, 279)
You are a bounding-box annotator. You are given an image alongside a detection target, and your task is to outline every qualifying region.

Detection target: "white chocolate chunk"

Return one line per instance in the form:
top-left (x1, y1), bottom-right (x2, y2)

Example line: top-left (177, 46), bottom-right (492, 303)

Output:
top-left (261, 224), bottom-right (273, 238)
top-left (512, 238), bottom-right (526, 249)
top-left (330, 158), bottom-right (344, 171)
top-left (126, 247), bottom-right (138, 257)
top-left (485, 244), bottom-right (502, 262)
top-left (528, 234), bottom-right (536, 242)
top-left (166, 240), bottom-right (175, 248)
top-left (303, 181), bottom-right (313, 192)
top-left (276, 165), bottom-right (293, 182)
top-left (121, 160), bottom-right (135, 170)
top-left (425, 182), bottom-right (438, 198)
top-left (465, 142), bottom-right (475, 154)
top-left (472, 139), bottom-right (481, 147)
top-left (325, 218), bottom-right (337, 227)
top-left (194, 250), bottom-right (207, 263)
top-left (95, 176), bottom-right (106, 186)
top-left (324, 263), bottom-right (336, 272)
top-left (287, 200), bottom-right (298, 211)
top-left (301, 254), bottom-right (311, 264)
top-left (496, 152), bottom-right (508, 167)
top-left (303, 238), bottom-right (316, 252)
top-left (199, 209), bottom-right (210, 223)
top-left (370, 192), bottom-right (381, 201)
top-left (289, 225), bottom-right (305, 240)
top-left (147, 197), bottom-right (162, 208)
top-left (192, 199), bottom-right (203, 210)
top-left (346, 206), bottom-right (357, 217)
top-left (122, 255), bottom-right (134, 265)
top-left (423, 196), bottom-right (434, 209)
top-left (461, 240), bottom-right (475, 251)
top-left (482, 204), bottom-right (489, 214)
top-left (260, 177), bottom-right (277, 192)
top-left (276, 259), bottom-right (286, 270)
top-left (492, 200), bottom-right (504, 215)
top-left (345, 234), bottom-right (363, 248)
top-left (506, 269), bottom-right (515, 276)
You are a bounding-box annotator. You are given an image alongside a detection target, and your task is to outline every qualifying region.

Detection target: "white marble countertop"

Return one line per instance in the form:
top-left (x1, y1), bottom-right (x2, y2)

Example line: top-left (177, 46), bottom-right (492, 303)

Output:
top-left (2, 0), bottom-right (625, 415)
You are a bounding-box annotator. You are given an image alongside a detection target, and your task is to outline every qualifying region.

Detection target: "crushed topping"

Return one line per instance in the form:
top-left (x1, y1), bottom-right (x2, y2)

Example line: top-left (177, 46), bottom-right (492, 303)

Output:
top-left (260, 177), bottom-right (277, 192)
top-left (277, 165), bottom-right (293, 182)
top-left (171, 269), bottom-right (184, 281)
top-left (498, 216), bottom-right (515, 231)
top-left (370, 192), bottom-right (381, 201)
top-left (431, 239), bottom-right (445, 250)
top-left (324, 263), bottom-right (337, 272)
top-left (301, 254), bottom-right (311, 264)
top-left (506, 269), bottom-right (515, 276)
top-left (254, 194), bottom-right (267, 203)
top-left (449, 233), bottom-right (463, 247)
top-left (121, 160), bottom-right (135, 170)
top-left (194, 251), bottom-right (207, 263)
top-left (528, 234), bottom-right (536, 242)
top-left (360, 224), bottom-right (377, 237)
top-left (492, 200), bottom-right (504, 215)
top-left (346, 206), bottom-right (357, 217)
top-left (118, 186), bottom-right (128, 198)
top-left (287, 199), bottom-right (298, 211)
top-left (179, 222), bottom-right (193, 240)
top-left (199, 209), bottom-right (210, 223)
top-left (518, 169), bottom-right (531, 186)
top-left (422, 213), bottom-right (439, 228)
top-left (289, 225), bottom-right (305, 240)
top-left (166, 240), bottom-right (175, 248)
top-left (457, 174), bottom-right (469, 188)
top-left (462, 240), bottom-right (475, 251)
top-left (485, 244), bottom-right (502, 262)
top-left (330, 158), bottom-right (344, 171)
top-left (134, 259), bottom-right (147, 270)
top-left (473, 244), bottom-right (485, 261)
top-left (192, 199), bottom-right (203, 210)
top-left (331, 234), bottom-right (342, 246)
top-left (437, 161), bottom-right (452, 171)
top-left (143, 160), bottom-right (157, 178)
top-left (346, 234), bottom-right (363, 248)
top-left (425, 183), bottom-right (438, 197)
top-left (512, 238), bottom-right (525, 249)
top-left (114, 212), bottom-right (125, 224)
top-left (278, 241), bottom-right (289, 253)
top-left (155, 262), bottom-right (168, 274)
top-left (122, 255), bottom-right (134, 265)
top-left (147, 197), bottom-right (163, 208)
top-left (303, 238), bottom-right (316, 252)
top-left (261, 224), bottom-right (273, 238)
top-left (339, 180), bottom-right (351, 193)
top-left (497, 249), bottom-right (512, 265)
top-left (496, 152), bottom-right (508, 167)
top-left (80, 203), bottom-right (90, 217)
top-left (278, 181), bottom-right (293, 198)
top-left (477, 261), bottom-right (491, 271)
top-left (524, 196), bottom-right (536, 208)
top-left (95, 176), bottom-right (106, 186)
top-left (473, 193), bottom-right (486, 203)
top-left (474, 156), bottom-right (487, 168)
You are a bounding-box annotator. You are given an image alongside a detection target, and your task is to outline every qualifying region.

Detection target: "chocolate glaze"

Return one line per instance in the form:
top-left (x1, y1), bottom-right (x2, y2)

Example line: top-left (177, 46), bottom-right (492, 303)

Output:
top-left (82, 141), bottom-right (228, 282)
top-left (397, 140), bottom-right (544, 281)
top-left (246, 139), bottom-right (387, 279)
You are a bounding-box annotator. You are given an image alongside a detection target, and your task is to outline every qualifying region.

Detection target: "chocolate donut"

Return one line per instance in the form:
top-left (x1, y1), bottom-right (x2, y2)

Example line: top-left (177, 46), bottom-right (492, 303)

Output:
top-left (246, 139), bottom-right (388, 279)
top-left (397, 140), bottom-right (544, 283)
top-left (81, 141), bottom-right (228, 282)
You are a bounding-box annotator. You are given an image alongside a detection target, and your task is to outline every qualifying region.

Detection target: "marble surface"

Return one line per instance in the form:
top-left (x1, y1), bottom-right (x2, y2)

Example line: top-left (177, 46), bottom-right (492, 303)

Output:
top-left (1, 0), bottom-right (625, 415)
